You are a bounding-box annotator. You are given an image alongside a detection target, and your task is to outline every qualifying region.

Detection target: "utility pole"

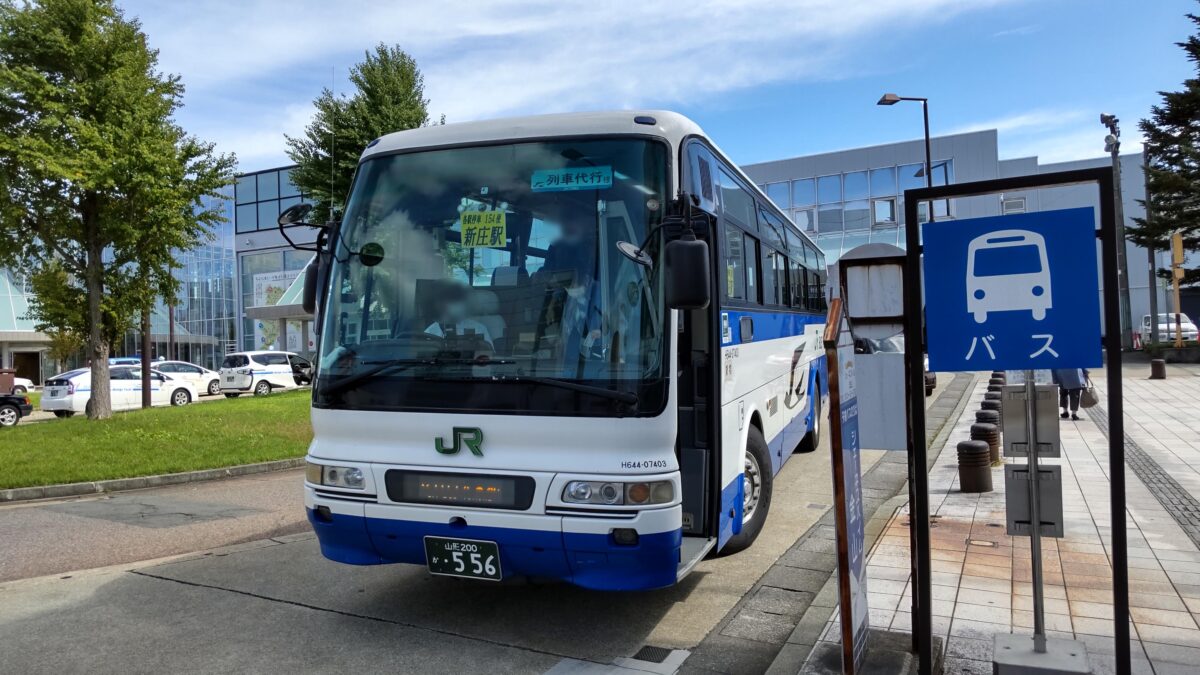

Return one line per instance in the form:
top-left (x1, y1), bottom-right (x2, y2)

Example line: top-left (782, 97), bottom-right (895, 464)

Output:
top-left (1102, 114), bottom-right (1133, 349)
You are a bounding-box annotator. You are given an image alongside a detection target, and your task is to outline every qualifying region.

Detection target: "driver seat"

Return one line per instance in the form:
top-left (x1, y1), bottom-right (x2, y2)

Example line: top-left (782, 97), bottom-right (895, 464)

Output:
top-left (468, 289), bottom-right (506, 353)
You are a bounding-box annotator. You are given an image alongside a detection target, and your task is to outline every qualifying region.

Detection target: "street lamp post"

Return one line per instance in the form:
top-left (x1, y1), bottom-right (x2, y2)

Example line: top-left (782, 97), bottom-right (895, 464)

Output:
top-left (877, 91), bottom-right (934, 672)
top-left (878, 93), bottom-right (934, 222)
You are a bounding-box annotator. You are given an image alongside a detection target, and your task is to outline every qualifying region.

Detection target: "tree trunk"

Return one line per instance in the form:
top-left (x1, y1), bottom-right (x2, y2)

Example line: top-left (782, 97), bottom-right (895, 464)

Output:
top-left (141, 308), bottom-right (152, 408)
top-left (83, 192), bottom-right (111, 420)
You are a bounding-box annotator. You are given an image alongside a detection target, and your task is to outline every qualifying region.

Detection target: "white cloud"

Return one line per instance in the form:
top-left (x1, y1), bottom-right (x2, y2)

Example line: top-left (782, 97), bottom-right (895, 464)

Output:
top-left (947, 108), bottom-right (1140, 163)
top-left (948, 109), bottom-right (1089, 136)
top-left (119, 0), bottom-right (1015, 167)
top-left (992, 24), bottom-right (1041, 38)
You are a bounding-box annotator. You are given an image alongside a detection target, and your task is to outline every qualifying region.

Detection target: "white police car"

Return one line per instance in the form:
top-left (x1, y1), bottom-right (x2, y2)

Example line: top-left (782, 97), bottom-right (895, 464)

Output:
top-left (219, 351), bottom-right (311, 397)
top-left (41, 366), bottom-right (198, 417)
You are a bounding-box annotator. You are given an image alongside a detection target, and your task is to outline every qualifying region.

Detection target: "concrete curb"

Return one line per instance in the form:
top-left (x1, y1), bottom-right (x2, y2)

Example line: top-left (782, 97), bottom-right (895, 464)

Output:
top-left (0, 457), bottom-right (306, 503)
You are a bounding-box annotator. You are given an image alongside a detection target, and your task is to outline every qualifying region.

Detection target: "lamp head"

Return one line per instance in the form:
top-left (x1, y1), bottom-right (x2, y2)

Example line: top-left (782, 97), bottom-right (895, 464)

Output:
top-left (877, 93), bottom-right (902, 106)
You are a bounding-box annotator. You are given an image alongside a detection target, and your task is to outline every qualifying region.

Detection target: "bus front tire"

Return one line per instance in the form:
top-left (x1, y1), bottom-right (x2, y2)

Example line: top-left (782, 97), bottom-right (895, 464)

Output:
top-left (722, 427), bottom-right (773, 555)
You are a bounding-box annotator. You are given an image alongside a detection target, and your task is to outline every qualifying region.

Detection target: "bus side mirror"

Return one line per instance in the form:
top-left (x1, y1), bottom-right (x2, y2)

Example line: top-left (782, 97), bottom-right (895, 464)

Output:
top-left (302, 259), bottom-right (321, 316)
top-left (664, 233), bottom-right (710, 310)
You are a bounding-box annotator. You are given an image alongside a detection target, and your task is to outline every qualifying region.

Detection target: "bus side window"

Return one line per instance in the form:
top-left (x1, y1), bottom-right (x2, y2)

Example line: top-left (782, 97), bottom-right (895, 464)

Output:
top-left (761, 247), bottom-right (777, 306)
top-left (775, 252), bottom-right (790, 306)
top-left (723, 223), bottom-right (746, 300)
top-left (743, 233), bottom-right (760, 304)
top-left (790, 257), bottom-right (806, 310)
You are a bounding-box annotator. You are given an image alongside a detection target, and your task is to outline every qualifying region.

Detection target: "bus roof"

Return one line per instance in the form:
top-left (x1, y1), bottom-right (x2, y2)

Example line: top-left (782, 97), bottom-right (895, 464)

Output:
top-left (363, 110), bottom-right (707, 159)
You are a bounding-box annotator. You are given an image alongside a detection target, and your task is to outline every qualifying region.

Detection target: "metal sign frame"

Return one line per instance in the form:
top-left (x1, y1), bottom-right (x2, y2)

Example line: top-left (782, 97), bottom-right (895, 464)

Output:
top-left (824, 297), bottom-right (870, 675)
top-left (902, 168), bottom-right (1128, 675)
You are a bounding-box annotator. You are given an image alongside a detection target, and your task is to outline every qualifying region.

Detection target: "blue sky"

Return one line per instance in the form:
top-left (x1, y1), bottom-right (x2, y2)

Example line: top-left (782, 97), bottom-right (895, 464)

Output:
top-left (120, 0), bottom-right (1196, 173)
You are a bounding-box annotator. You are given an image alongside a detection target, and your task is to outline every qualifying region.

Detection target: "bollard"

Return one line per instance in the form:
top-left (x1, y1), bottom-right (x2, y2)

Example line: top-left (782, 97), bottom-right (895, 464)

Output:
top-left (975, 409), bottom-right (1000, 425)
top-left (984, 391), bottom-right (1002, 401)
top-left (981, 399), bottom-right (1002, 412)
top-left (957, 440), bottom-right (993, 493)
top-left (987, 383), bottom-right (1002, 393)
top-left (988, 378), bottom-right (1004, 386)
top-left (971, 422), bottom-right (1001, 464)
top-left (991, 371), bottom-right (1005, 379)
top-left (1150, 359), bottom-right (1167, 380)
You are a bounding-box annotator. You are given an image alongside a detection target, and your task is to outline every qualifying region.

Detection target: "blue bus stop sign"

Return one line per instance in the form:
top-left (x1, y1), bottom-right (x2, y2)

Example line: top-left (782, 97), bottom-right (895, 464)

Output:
top-left (924, 207), bottom-right (1102, 372)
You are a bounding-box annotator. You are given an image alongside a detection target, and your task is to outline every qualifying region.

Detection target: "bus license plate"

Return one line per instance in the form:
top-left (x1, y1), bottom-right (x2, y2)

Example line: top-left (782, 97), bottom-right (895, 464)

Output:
top-left (423, 536), bottom-right (501, 581)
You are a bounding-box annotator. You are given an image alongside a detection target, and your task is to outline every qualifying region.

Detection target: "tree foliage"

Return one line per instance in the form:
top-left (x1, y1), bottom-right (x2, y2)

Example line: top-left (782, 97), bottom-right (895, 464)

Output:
top-left (1133, 7), bottom-right (1200, 284)
top-left (286, 43), bottom-right (438, 223)
top-left (0, 0), bottom-right (235, 418)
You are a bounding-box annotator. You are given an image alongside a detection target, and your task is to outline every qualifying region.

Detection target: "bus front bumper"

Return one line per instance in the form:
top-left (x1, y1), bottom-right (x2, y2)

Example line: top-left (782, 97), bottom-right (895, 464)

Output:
top-left (305, 488), bottom-right (683, 591)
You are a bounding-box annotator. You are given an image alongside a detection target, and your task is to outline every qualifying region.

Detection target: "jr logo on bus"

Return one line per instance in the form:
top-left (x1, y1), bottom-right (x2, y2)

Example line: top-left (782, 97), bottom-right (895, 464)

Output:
top-left (435, 427), bottom-right (484, 456)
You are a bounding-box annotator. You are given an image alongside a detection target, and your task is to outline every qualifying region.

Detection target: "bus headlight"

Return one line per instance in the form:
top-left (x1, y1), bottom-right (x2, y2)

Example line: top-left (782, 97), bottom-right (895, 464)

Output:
top-left (562, 480), bottom-right (674, 506)
top-left (306, 462), bottom-right (365, 490)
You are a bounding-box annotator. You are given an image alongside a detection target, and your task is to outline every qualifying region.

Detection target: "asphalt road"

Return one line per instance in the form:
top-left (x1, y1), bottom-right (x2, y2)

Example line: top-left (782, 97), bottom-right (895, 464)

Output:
top-left (0, 469), bottom-right (309, 582)
top-left (0, 438), bottom-right (879, 674)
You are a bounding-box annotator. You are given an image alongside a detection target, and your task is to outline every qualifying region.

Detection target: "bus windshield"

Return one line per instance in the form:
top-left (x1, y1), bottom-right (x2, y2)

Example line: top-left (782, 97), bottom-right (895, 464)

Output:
top-left (314, 137), bottom-right (670, 416)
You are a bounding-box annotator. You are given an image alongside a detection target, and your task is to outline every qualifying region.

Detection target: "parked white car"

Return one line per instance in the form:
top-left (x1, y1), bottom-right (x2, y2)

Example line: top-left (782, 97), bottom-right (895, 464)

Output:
top-left (11, 376), bottom-right (34, 394)
top-left (154, 360), bottom-right (222, 396)
top-left (219, 351), bottom-right (312, 397)
top-left (41, 366), bottom-right (198, 417)
top-left (1141, 313), bottom-right (1198, 343)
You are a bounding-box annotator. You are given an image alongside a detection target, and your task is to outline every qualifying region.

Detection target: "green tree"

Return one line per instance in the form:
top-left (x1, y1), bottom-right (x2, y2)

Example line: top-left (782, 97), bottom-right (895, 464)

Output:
top-left (45, 327), bottom-right (85, 373)
top-left (1133, 7), bottom-right (1200, 283)
top-left (0, 0), bottom-right (235, 419)
top-left (286, 43), bottom-right (438, 223)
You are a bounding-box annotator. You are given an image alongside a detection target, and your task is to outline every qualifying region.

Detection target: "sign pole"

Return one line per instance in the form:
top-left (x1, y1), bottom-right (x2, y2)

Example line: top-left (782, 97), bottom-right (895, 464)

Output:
top-left (1023, 369), bottom-right (1047, 653)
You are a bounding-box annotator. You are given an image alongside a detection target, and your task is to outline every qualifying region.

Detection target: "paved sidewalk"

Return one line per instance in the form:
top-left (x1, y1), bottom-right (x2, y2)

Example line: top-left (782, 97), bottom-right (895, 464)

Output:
top-left (809, 369), bottom-right (1200, 674)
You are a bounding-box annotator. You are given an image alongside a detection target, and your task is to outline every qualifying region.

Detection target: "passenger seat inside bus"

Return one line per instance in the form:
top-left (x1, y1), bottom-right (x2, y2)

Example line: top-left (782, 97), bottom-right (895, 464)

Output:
top-left (467, 289), bottom-right (506, 354)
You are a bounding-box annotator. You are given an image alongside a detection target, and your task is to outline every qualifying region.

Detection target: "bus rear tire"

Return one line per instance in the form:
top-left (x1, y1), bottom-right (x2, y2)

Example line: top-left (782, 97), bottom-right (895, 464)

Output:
top-left (722, 427), bottom-right (772, 555)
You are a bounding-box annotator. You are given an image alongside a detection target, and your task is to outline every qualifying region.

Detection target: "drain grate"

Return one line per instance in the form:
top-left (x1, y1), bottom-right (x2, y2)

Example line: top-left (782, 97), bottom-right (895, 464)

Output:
top-left (632, 646), bottom-right (672, 664)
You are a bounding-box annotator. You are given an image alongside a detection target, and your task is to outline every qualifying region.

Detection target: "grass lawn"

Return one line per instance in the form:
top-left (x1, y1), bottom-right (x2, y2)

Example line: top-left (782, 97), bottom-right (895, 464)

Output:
top-left (0, 390), bottom-right (312, 489)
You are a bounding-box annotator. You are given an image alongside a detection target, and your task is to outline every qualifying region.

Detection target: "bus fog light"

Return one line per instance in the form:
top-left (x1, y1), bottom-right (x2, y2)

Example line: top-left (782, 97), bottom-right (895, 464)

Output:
top-left (612, 528), bottom-right (639, 546)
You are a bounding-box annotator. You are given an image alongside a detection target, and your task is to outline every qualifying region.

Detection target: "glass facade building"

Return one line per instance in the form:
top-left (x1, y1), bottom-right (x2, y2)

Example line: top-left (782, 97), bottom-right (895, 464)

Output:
top-left (756, 160), bottom-right (952, 262)
top-left (232, 166), bottom-right (315, 351)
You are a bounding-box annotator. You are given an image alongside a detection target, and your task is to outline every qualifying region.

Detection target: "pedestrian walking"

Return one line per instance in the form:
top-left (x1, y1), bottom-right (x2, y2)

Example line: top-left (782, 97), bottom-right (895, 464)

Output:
top-left (1052, 368), bottom-right (1089, 421)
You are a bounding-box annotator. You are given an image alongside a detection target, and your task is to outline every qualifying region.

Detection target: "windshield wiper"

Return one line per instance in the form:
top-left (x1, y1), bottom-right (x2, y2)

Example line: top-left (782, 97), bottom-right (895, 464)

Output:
top-left (490, 374), bottom-right (638, 406)
top-left (321, 356), bottom-right (514, 397)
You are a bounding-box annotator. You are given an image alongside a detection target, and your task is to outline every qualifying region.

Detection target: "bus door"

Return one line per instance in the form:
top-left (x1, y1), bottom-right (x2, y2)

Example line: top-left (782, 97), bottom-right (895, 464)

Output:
top-left (677, 140), bottom-right (724, 542)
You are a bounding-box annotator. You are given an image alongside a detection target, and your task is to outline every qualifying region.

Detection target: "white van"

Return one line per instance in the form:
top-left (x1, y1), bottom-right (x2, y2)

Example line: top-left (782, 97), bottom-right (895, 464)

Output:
top-left (41, 366), bottom-right (198, 417)
top-left (219, 351), bottom-right (312, 397)
top-left (155, 360), bottom-right (222, 396)
top-left (1141, 313), bottom-right (1199, 343)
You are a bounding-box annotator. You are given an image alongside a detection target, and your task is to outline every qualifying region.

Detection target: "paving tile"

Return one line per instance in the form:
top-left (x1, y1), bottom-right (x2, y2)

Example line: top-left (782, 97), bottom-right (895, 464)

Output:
top-left (949, 618), bottom-right (1010, 640)
top-left (961, 562), bottom-right (1009, 580)
top-left (1135, 623), bottom-right (1200, 648)
top-left (1012, 581), bottom-right (1066, 599)
top-left (955, 588), bottom-right (1011, 611)
top-left (1069, 599), bottom-right (1118, 620)
top-left (1128, 607), bottom-right (1197, 630)
top-left (1011, 594), bottom-right (1068, 614)
top-left (952, 602), bottom-right (1011, 624)
top-left (945, 636), bottom-right (991, 662)
top-left (958, 575), bottom-right (1010, 594)
top-left (940, 657), bottom-right (991, 675)
top-left (1141, 640), bottom-right (1200, 666)
top-left (1011, 609), bottom-right (1073, 632)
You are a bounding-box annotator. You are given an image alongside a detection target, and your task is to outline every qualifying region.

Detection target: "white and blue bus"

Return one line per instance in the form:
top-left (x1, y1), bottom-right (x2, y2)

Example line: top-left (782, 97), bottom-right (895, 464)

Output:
top-left (291, 111), bottom-right (829, 591)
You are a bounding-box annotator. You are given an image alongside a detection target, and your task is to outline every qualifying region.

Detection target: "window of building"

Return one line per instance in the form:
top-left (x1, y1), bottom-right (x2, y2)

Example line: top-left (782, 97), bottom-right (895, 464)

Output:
top-left (235, 175), bottom-right (256, 204)
top-left (817, 204), bottom-right (843, 232)
top-left (817, 174), bottom-right (841, 204)
top-left (792, 208), bottom-right (815, 232)
top-left (257, 200), bottom-right (280, 231)
top-left (898, 163), bottom-right (925, 192)
top-left (870, 167), bottom-right (896, 197)
top-left (235, 203), bottom-right (257, 233)
top-left (873, 198), bottom-right (897, 225)
top-left (843, 200), bottom-right (870, 231)
top-left (792, 178), bottom-right (815, 207)
top-left (719, 168), bottom-right (756, 228)
top-left (1002, 197), bottom-right (1027, 215)
top-left (841, 231), bottom-right (869, 257)
top-left (280, 169), bottom-right (302, 198)
top-left (843, 171), bottom-right (868, 201)
top-left (870, 228), bottom-right (898, 246)
top-left (256, 171), bottom-right (279, 201)
top-left (765, 182), bottom-right (790, 209)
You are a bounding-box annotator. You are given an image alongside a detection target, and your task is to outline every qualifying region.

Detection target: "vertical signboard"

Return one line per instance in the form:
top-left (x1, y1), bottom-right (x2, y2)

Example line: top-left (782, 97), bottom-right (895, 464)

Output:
top-left (823, 298), bottom-right (869, 674)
